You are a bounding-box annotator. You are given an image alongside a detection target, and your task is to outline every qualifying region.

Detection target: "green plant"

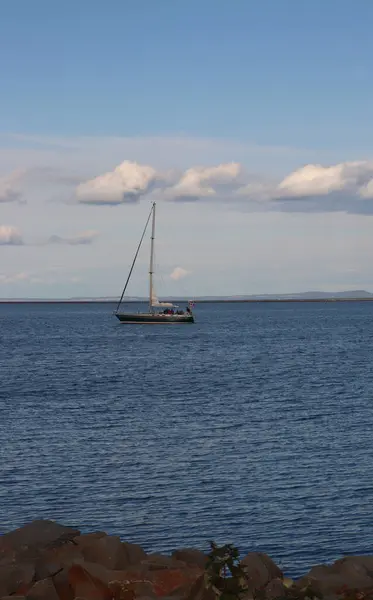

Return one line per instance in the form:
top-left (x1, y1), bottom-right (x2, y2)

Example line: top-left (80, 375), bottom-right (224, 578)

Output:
top-left (205, 542), bottom-right (248, 600)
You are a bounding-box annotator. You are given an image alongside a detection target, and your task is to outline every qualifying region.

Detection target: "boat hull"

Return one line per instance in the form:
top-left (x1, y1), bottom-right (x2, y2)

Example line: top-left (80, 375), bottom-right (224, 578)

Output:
top-left (115, 312), bottom-right (194, 324)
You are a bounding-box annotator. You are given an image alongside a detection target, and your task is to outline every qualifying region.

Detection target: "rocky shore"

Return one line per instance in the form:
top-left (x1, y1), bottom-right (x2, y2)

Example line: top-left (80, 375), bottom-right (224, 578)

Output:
top-left (1, 520), bottom-right (372, 600)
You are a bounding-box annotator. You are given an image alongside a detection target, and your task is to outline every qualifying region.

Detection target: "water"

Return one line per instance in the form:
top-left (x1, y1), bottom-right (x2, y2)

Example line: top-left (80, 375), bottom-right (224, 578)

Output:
top-left (1, 301), bottom-right (373, 577)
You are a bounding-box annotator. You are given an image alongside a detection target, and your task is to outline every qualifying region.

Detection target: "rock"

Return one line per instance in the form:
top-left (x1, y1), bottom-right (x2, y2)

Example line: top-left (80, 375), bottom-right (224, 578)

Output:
top-left (295, 556), bottom-right (373, 598)
top-left (240, 552), bottom-right (283, 593)
top-left (150, 567), bottom-right (202, 597)
top-left (122, 542), bottom-right (147, 566)
top-left (0, 520), bottom-right (80, 562)
top-left (68, 560), bottom-right (112, 586)
top-left (264, 578), bottom-right (287, 600)
top-left (171, 549), bottom-right (207, 569)
top-left (141, 554), bottom-right (187, 571)
top-left (93, 564), bottom-right (202, 598)
top-left (25, 578), bottom-right (59, 599)
top-left (0, 563), bottom-right (35, 597)
top-left (73, 532), bottom-right (107, 548)
top-left (335, 555), bottom-right (373, 576)
top-left (34, 540), bottom-right (83, 579)
top-left (52, 567), bottom-right (74, 600)
top-left (67, 563), bottom-right (113, 599)
top-left (109, 579), bottom-right (154, 600)
top-left (185, 574), bottom-right (216, 600)
top-left (80, 535), bottom-right (129, 570)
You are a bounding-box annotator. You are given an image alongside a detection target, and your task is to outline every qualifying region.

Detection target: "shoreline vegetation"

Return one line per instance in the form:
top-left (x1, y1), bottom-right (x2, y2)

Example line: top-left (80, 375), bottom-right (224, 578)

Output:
top-left (1, 520), bottom-right (373, 600)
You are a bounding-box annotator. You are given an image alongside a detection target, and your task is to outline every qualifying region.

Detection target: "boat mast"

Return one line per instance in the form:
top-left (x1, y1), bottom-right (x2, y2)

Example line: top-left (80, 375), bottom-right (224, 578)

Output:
top-left (149, 202), bottom-right (156, 313)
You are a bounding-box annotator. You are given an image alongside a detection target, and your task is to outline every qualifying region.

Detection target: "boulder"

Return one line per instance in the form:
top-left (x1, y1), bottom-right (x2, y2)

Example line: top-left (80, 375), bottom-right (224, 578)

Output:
top-left (122, 542), bottom-right (147, 566)
top-left (80, 535), bottom-right (129, 570)
top-left (34, 540), bottom-right (83, 579)
top-left (171, 549), bottom-right (207, 569)
top-left (0, 563), bottom-right (35, 597)
top-left (141, 554), bottom-right (187, 571)
top-left (295, 555), bottom-right (373, 598)
top-left (67, 563), bottom-right (113, 599)
top-left (25, 578), bottom-right (59, 599)
top-left (240, 552), bottom-right (283, 594)
top-left (52, 567), bottom-right (74, 600)
top-left (73, 532), bottom-right (107, 548)
top-left (264, 578), bottom-right (287, 600)
top-left (0, 520), bottom-right (80, 562)
top-left (150, 566), bottom-right (202, 597)
top-left (185, 574), bottom-right (217, 600)
top-left (109, 579), bottom-right (154, 600)
top-left (95, 564), bottom-right (202, 598)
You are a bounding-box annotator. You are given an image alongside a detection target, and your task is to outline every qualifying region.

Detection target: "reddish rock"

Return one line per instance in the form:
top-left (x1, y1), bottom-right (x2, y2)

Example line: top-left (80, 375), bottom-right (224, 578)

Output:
top-left (25, 578), bottom-right (59, 599)
top-left (68, 563), bottom-right (113, 599)
top-left (171, 549), bottom-right (207, 569)
top-left (34, 540), bottom-right (83, 579)
top-left (80, 535), bottom-right (129, 570)
top-left (69, 560), bottom-right (112, 587)
top-left (295, 556), bottom-right (373, 598)
top-left (150, 566), bottom-right (202, 597)
top-left (108, 579), bottom-right (154, 600)
top-left (91, 564), bottom-right (202, 598)
top-left (0, 520), bottom-right (80, 561)
top-left (110, 578), bottom-right (155, 597)
top-left (122, 542), bottom-right (147, 566)
top-left (0, 563), bottom-right (35, 597)
top-left (185, 574), bottom-right (217, 600)
top-left (141, 554), bottom-right (187, 571)
top-left (240, 552), bottom-right (283, 593)
top-left (73, 532), bottom-right (107, 548)
top-left (52, 567), bottom-right (74, 600)
top-left (264, 577), bottom-right (287, 600)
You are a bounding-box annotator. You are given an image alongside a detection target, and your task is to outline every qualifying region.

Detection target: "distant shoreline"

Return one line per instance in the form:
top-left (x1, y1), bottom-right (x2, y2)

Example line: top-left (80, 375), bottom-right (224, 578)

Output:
top-left (2, 297), bottom-right (373, 304)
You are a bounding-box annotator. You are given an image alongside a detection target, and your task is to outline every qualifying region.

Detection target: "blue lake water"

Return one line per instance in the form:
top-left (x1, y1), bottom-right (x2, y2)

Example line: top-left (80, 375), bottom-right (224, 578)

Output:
top-left (1, 301), bottom-right (373, 577)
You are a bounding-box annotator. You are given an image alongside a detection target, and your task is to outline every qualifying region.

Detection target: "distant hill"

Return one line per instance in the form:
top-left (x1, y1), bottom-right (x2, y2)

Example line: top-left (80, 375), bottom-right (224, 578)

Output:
top-left (1, 290), bottom-right (373, 302)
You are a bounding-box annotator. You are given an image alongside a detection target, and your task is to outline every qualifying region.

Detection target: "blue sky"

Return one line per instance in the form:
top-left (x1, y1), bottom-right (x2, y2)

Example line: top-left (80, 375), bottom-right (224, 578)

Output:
top-left (2, 0), bottom-right (373, 147)
top-left (1, 1), bottom-right (373, 297)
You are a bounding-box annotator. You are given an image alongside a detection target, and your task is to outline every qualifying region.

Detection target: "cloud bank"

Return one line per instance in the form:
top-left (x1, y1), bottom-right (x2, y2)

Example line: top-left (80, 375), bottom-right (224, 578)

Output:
top-left (3, 153), bottom-right (373, 215)
top-left (71, 158), bottom-right (373, 215)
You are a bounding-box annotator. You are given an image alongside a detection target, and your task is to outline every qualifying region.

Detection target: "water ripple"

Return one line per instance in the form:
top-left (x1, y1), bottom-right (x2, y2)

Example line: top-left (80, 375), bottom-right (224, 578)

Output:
top-left (1, 301), bottom-right (373, 577)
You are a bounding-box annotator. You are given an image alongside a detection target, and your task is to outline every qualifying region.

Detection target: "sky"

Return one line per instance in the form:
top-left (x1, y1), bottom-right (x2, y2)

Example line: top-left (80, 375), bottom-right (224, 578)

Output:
top-left (2, 0), bottom-right (373, 298)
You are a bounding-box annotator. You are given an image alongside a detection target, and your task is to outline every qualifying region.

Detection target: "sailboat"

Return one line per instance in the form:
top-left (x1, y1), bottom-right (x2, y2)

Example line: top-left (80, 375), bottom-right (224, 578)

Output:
top-left (114, 202), bottom-right (195, 324)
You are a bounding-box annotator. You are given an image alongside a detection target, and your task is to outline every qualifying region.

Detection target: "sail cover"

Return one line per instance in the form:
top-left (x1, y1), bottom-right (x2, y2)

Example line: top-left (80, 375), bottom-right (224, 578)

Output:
top-left (151, 290), bottom-right (175, 308)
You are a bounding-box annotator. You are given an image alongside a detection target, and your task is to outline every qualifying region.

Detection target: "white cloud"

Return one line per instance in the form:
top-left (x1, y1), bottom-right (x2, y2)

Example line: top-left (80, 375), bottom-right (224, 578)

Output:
top-left (75, 160), bottom-right (159, 205)
top-left (0, 225), bottom-right (23, 245)
top-left (4, 133), bottom-right (373, 298)
top-left (71, 157), bottom-right (373, 214)
top-left (237, 160), bottom-right (373, 214)
top-left (170, 267), bottom-right (190, 280)
top-left (47, 230), bottom-right (99, 245)
top-left (278, 161), bottom-right (373, 197)
top-left (165, 162), bottom-right (242, 202)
